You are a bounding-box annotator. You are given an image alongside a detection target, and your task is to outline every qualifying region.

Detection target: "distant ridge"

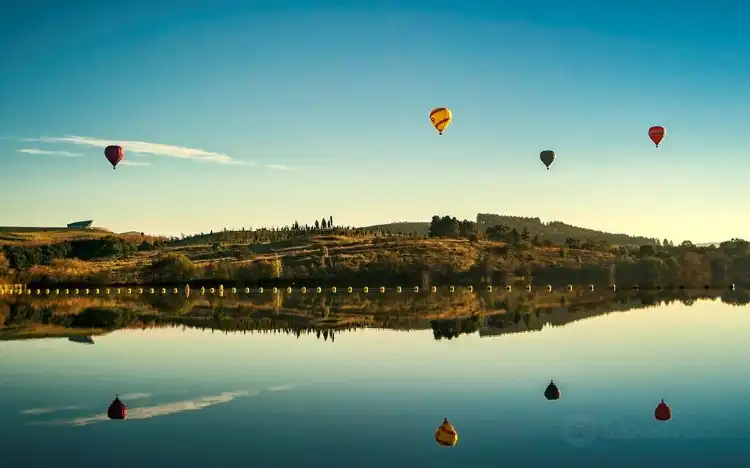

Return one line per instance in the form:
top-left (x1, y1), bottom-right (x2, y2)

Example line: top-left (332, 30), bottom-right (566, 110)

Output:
top-left (365, 213), bottom-right (660, 245)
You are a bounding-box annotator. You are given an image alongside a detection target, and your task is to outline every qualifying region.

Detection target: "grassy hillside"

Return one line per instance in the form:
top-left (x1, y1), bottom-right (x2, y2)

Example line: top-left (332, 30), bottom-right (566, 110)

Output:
top-left (364, 222), bottom-right (431, 235)
top-left (0, 227), bottom-right (115, 243)
top-left (1, 215), bottom-right (745, 289)
top-left (366, 213), bottom-right (660, 245)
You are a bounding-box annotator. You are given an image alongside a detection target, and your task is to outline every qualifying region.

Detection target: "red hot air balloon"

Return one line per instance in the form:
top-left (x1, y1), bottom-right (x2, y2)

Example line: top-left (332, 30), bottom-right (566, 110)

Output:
top-left (648, 126), bottom-right (666, 148)
top-left (544, 380), bottom-right (560, 400)
top-left (104, 145), bottom-right (125, 169)
top-left (107, 394), bottom-right (127, 420)
top-left (654, 399), bottom-right (671, 421)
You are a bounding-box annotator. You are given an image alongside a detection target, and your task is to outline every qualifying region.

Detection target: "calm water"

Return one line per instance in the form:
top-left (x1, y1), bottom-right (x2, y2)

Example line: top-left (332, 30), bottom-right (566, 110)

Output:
top-left (2, 297), bottom-right (750, 467)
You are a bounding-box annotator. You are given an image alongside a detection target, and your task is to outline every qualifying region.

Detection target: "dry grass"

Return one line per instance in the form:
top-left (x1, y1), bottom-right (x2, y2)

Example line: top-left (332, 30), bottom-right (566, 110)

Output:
top-left (0, 227), bottom-right (164, 246)
top-left (106, 234), bottom-right (613, 280)
top-left (1, 231), bottom-right (619, 285)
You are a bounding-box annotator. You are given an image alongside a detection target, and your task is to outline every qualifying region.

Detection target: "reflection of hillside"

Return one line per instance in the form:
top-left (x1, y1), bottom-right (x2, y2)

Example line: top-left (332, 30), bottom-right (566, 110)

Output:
top-left (1, 289), bottom-right (749, 342)
top-left (478, 299), bottom-right (645, 336)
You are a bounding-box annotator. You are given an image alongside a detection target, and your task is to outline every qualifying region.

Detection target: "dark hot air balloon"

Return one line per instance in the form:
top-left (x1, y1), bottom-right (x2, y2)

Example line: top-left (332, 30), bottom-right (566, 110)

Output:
top-left (104, 145), bottom-right (125, 169)
top-left (107, 394), bottom-right (127, 420)
top-left (648, 126), bottom-right (665, 148)
top-left (654, 399), bottom-right (671, 421)
top-left (540, 150), bottom-right (555, 170)
top-left (544, 380), bottom-right (560, 400)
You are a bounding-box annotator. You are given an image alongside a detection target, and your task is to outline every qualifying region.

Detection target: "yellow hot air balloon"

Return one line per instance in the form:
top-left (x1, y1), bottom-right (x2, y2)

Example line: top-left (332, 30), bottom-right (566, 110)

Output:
top-left (435, 418), bottom-right (459, 446)
top-left (429, 108), bottom-right (452, 135)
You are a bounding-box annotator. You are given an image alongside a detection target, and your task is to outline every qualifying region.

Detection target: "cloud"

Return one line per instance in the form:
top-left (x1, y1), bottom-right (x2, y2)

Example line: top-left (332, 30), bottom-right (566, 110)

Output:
top-left (24, 136), bottom-right (253, 166)
top-left (17, 148), bottom-right (83, 157)
top-left (118, 160), bottom-right (151, 167)
top-left (118, 392), bottom-right (151, 400)
top-left (29, 391), bottom-right (255, 427)
top-left (266, 384), bottom-right (294, 392)
top-left (266, 164), bottom-right (293, 171)
top-left (20, 393), bottom-right (150, 416)
top-left (21, 405), bottom-right (82, 415)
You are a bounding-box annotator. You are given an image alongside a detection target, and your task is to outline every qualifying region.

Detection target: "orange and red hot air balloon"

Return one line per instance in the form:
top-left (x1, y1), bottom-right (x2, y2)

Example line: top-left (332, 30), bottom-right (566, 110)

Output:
top-left (648, 126), bottom-right (666, 148)
top-left (654, 399), bottom-right (671, 421)
top-left (107, 394), bottom-right (127, 420)
top-left (104, 145), bottom-right (125, 169)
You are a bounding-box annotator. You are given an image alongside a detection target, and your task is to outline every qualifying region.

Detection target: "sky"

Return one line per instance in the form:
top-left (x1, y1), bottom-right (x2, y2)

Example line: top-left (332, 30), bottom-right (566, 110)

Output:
top-left (1, 0), bottom-right (749, 241)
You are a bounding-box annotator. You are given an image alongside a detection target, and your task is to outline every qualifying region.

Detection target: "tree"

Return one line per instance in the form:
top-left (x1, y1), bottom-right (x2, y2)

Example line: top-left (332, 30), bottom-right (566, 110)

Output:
top-left (146, 254), bottom-right (196, 283)
top-left (486, 224), bottom-right (511, 241)
top-left (315, 220), bottom-right (320, 230)
top-left (428, 215), bottom-right (460, 238)
top-left (269, 256), bottom-right (283, 278)
top-left (639, 245), bottom-right (657, 257)
top-left (508, 228), bottom-right (521, 246)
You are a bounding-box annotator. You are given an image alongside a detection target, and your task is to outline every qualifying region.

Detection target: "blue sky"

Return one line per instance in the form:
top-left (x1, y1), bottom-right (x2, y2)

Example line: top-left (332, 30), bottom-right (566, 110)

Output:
top-left (1, 0), bottom-right (749, 241)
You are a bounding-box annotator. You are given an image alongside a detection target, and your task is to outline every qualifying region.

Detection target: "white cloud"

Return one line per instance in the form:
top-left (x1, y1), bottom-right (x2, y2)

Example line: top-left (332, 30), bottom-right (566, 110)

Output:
top-left (267, 384), bottom-right (294, 391)
top-left (21, 405), bottom-right (82, 415)
top-left (118, 160), bottom-right (151, 167)
top-left (24, 136), bottom-right (253, 166)
top-left (267, 164), bottom-right (293, 171)
top-left (29, 391), bottom-right (254, 427)
top-left (17, 148), bottom-right (83, 157)
top-left (118, 392), bottom-right (151, 400)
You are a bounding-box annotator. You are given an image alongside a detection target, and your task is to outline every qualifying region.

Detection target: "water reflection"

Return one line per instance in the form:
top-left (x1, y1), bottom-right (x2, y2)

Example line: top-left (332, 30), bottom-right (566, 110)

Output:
top-left (2, 291), bottom-right (750, 467)
top-left (2, 287), bottom-right (748, 342)
top-left (32, 390), bottom-right (255, 427)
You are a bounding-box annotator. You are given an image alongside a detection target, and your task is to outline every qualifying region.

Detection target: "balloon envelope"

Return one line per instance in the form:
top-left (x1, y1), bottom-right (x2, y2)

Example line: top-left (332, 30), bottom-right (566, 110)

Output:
top-left (429, 108), bottom-right (452, 135)
top-left (104, 145), bottom-right (125, 169)
top-left (544, 380), bottom-right (560, 400)
top-left (654, 399), bottom-right (671, 421)
top-left (435, 418), bottom-right (458, 446)
top-left (107, 395), bottom-right (127, 420)
top-left (540, 150), bottom-right (555, 169)
top-left (648, 126), bottom-right (665, 147)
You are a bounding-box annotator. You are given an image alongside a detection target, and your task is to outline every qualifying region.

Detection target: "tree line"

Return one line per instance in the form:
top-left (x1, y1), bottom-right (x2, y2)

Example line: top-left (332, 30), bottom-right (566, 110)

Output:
top-left (167, 216), bottom-right (412, 245)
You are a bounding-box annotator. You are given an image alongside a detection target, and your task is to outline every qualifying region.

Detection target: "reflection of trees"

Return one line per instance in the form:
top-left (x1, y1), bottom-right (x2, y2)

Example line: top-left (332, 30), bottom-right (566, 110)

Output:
top-left (430, 315), bottom-right (481, 340)
top-left (3, 288), bottom-right (750, 342)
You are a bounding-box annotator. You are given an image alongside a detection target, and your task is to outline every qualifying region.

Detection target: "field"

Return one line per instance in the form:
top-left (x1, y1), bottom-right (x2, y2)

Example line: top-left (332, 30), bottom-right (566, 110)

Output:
top-left (0, 224), bottom-right (621, 288)
top-left (0, 227), bottom-right (114, 243)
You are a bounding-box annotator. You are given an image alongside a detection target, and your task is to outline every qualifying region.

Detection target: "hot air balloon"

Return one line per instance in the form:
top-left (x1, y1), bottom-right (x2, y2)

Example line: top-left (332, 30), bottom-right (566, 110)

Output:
top-left (544, 380), bottom-right (560, 400)
top-left (654, 399), bottom-right (671, 421)
top-left (429, 108), bottom-right (452, 135)
top-left (104, 145), bottom-right (125, 169)
top-left (540, 150), bottom-right (555, 170)
top-left (648, 126), bottom-right (665, 148)
top-left (435, 418), bottom-right (458, 446)
top-left (107, 394), bottom-right (127, 420)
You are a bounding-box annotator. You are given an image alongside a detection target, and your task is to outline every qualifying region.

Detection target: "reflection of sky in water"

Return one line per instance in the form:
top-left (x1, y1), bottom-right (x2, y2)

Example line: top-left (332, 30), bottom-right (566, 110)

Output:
top-left (0, 300), bottom-right (749, 467)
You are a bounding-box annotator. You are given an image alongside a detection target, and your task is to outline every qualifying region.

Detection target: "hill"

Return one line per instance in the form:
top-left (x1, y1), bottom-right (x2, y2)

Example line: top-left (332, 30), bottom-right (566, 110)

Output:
top-left (0, 227), bottom-right (114, 244)
top-left (366, 213), bottom-right (660, 245)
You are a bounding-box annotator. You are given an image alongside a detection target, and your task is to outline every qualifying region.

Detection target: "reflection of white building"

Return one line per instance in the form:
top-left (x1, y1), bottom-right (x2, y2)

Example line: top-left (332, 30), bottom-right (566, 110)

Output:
top-left (67, 220), bottom-right (93, 229)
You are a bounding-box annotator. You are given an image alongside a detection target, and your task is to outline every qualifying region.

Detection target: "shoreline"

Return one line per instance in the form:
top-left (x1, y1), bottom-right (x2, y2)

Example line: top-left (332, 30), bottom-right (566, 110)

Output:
top-left (2, 231), bottom-right (750, 293)
top-left (3, 282), bottom-right (746, 295)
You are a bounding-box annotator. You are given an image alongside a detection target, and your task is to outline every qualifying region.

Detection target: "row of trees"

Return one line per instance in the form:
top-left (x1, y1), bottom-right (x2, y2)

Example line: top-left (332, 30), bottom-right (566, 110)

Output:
top-left (169, 216), bottom-right (410, 245)
top-left (1, 236), bottom-right (145, 270)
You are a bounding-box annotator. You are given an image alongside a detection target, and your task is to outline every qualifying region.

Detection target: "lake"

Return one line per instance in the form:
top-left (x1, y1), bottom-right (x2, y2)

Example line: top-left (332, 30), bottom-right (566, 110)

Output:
top-left (1, 289), bottom-right (750, 467)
